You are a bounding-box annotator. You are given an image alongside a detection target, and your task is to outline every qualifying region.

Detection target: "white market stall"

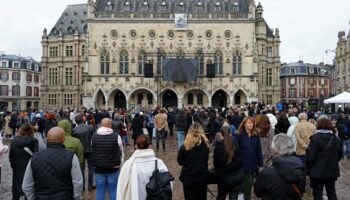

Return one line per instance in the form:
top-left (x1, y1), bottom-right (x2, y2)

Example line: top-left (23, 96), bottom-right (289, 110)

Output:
top-left (324, 92), bottom-right (350, 104)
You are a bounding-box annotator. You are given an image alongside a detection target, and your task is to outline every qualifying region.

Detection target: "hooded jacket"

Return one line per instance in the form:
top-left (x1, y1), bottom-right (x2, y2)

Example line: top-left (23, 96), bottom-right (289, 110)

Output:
top-left (254, 156), bottom-right (305, 200)
top-left (287, 116), bottom-right (299, 152)
top-left (306, 129), bottom-right (343, 179)
top-left (58, 120), bottom-right (84, 166)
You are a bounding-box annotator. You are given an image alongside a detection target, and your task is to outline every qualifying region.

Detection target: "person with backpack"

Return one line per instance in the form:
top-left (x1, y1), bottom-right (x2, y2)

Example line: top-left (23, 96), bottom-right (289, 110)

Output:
top-left (254, 134), bottom-right (305, 200)
top-left (177, 122), bottom-right (209, 200)
top-left (336, 111), bottom-right (350, 158)
top-left (117, 134), bottom-right (172, 200)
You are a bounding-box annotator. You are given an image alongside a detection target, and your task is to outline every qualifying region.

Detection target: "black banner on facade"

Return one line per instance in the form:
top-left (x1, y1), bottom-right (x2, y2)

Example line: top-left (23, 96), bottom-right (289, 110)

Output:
top-left (162, 58), bottom-right (197, 82)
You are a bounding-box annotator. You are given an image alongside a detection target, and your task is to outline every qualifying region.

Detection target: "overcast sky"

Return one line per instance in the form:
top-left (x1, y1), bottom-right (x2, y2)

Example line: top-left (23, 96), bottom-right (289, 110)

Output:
top-left (0, 0), bottom-right (349, 65)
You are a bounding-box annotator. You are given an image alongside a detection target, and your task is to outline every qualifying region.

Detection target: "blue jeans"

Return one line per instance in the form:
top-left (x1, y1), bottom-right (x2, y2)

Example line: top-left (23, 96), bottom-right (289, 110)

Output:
top-left (95, 170), bottom-right (119, 200)
top-left (343, 139), bottom-right (350, 158)
top-left (176, 131), bottom-right (185, 149)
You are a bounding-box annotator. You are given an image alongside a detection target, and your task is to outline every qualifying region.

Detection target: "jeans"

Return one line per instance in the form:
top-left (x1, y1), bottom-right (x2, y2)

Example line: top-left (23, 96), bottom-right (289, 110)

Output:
top-left (156, 129), bottom-right (166, 150)
top-left (310, 177), bottom-right (337, 200)
top-left (176, 131), bottom-right (185, 149)
top-left (342, 139), bottom-right (350, 158)
top-left (95, 170), bottom-right (119, 200)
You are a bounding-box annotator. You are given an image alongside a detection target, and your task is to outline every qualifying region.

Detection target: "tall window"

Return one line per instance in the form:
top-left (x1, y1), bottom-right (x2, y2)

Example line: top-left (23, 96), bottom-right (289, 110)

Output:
top-left (26, 86), bottom-right (32, 96)
top-left (267, 47), bottom-right (273, 58)
top-left (64, 94), bottom-right (73, 105)
top-left (100, 50), bottom-right (110, 74)
top-left (34, 75), bottom-right (39, 83)
top-left (12, 72), bottom-right (20, 81)
top-left (12, 86), bottom-right (20, 96)
top-left (0, 72), bottom-right (8, 80)
top-left (66, 46), bottom-right (73, 57)
top-left (290, 89), bottom-right (295, 98)
top-left (26, 73), bottom-right (32, 82)
top-left (157, 49), bottom-right (165, 75)
top-left (266, 95), bottom-right (272, 105)
top-left (188, 93), bottom-right (194, 105)
top-left (49, 47), bottom-right (58, 57)
top-left (119, 50), bottom-right (129, 74)
top-left (34, 87), bottom-right (39, 97)
top-left (196, 49), bottom-right (204, 75)
top-left (0, 85), bottom-right (8, 96)
top-left (48, 94), bottom-right (57, 105)
top-left (138, 50), bottom-right (147, 74)
top-left (233, 50), bottom-right (242, 75)
top-left (266, 68), bottom-right (272, 86)
top-left (214, 51), bottom-right (223, 75)
top-left (65, 67), bottom-right (73, 85)
top-left (49, 68), bottom-right (58, 86)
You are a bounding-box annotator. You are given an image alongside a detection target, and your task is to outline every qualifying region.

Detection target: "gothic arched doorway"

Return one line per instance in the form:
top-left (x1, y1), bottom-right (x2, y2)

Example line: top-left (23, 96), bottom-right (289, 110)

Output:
top-left (212, 90), bottom-right (228, 108)
top-left (234, 90), bottom-right (247, 105)
top-left (162, 90), bottom-right (178, 108)
top-left (114, 91), bottom-right (126, 109)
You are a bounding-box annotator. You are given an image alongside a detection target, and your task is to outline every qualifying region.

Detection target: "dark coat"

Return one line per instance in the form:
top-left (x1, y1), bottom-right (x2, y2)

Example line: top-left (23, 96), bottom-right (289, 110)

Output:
top-left (9, 136), bottom-right (38, 196)
top-left (254, 156), bottom-right (306, 200)
top-left (175, 113), bottom-right (187, 132)
top-left (234, 131), bottom-right (263, 172)
top-left (336, 116), bottom-right (350, 140)
top-left (275, 118), bottom-right (290, 134)
top-left (177, 140), bottom-right (209, 181)
top-left (305, 130), bottom-right (343, 179)
top-left (72, 124), bottom-right (94, 154)
top-left (213, 140), bottom-right (244, 191)
top-left (131, 116), bottom-right (144, 140)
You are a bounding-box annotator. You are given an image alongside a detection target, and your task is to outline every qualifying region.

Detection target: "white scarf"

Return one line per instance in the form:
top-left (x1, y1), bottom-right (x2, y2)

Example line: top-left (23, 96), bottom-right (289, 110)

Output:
top-left (117, 149), bottom-right (155, 200)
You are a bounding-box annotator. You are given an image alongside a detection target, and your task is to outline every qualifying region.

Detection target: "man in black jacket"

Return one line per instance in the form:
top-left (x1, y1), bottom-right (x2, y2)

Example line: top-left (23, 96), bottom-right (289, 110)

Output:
top-left (72, 114), bottom-right (95, 191)
top-left (336, 112), bottom-right (350, 158)
top-left (22, 127), bottom-right (83, 200)
top-left (175, 109), bottom-right (187, 149)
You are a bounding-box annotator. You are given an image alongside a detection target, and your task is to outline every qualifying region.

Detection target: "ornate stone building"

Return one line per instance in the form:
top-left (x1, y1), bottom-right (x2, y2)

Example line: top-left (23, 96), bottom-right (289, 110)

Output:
top-left (280, 61), bottom-right (333, 104)
top-left (41, 0), bottom-right (281, 110)
top-left (0, 54), bottom-right (41, 111)
top-left (335, 30), bottom-right (350, 94)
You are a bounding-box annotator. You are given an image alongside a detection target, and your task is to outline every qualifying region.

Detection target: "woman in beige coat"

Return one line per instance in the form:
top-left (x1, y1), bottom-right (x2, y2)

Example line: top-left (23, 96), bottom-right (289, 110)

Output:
top-left (4, 113), bottom-right (12, 139)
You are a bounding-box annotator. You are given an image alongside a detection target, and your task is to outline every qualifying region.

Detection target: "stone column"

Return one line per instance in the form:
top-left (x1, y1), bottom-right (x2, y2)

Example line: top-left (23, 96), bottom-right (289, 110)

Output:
top-left (178, 96), bottom-right (183, 109)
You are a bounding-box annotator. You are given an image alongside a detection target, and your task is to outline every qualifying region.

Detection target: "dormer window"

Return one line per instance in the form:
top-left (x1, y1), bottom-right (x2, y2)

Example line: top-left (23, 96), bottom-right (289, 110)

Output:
top-left (160, 1), bottom-right (167, 12)
top-left (13, 62), bottom-right (20, 68)
top-left (179, 1), bottom-right (185, 12)
top-left (309, 67), bottom-right (314, 74)
top-left (27, 63), bottom-right (31, 70)
top-left (215, 2), bottom-right (222, 12)
top-left (142, 1), bottom-right (149, 11)
top-left (233, 1), bottom-right (239, 12)
top-left (106, 0), bottom-right (113, 11)
top-left (290, 68), bottom-right (296, 74)
top-left (197, 2), bottom-right (203, 12)
top-left (124, 1), bottom-right (131, 11)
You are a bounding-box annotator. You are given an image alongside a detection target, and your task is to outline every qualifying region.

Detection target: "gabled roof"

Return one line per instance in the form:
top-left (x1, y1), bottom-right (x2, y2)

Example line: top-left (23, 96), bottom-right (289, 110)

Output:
top-left (95, 0), bottom-right (249, 13)
top-left (49, 4), bottom-right (88, 37)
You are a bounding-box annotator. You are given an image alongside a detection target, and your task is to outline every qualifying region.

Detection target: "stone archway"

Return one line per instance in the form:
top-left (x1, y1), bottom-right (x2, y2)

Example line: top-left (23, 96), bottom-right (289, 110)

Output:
top-left (162, 90), bottom-right (178, 108)
top-left (128, 88), bottom-right (156, 109)
top-left (95, 90), bottom-right (106, 109)
top-left (183, 89), bottom-right (209, 107)
top-left (212, 89), bottom-right (229, 108)
top-left (234, 89), bottom-right (247, 105)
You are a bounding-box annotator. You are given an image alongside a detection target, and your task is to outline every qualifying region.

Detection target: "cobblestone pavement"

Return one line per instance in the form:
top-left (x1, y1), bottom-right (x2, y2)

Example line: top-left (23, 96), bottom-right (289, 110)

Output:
top-left (1, 136), bottom-right (350, 200)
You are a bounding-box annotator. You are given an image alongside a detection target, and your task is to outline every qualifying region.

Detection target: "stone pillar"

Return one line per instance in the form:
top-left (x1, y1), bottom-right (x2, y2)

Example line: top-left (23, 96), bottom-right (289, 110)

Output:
top-left (208, 96), bottom-right (212, 107)
top-left (178, 96), bottom-right (183, 109)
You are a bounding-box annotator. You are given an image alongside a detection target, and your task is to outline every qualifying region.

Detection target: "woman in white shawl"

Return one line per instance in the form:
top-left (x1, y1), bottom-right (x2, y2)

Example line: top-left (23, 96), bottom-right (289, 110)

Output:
top-left (117, 134), bottom-right (171, 200)
top-left (287, 116), bottom-right (299, 152)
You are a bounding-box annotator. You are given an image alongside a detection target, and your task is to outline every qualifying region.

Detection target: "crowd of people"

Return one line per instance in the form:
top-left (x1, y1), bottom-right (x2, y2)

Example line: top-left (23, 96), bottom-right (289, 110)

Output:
top-left (0, 103), bottom-right (347, 200)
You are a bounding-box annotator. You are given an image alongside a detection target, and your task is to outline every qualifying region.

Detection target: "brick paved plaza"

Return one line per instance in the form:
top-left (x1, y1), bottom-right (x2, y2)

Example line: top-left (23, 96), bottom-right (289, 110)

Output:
top-left (1, 135), bottom-right (350, 200)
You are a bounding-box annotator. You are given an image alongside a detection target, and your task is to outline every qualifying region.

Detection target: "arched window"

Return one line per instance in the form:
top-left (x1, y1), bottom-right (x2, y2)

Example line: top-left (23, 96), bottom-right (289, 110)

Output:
top-left (233, 50), bottom-right (242, 75)
top-left (157, 49), bottom-right (165, 75)
top-left (119, 50), bottom-right (129, 74)
top-left (138, 50), bottom-right (147, 74)
top-left (196, 49), bottom-right (204, 75)
top-left (100, 50), bottom-right (110, 74)
top-left (214, 50), bottom-right (223, 75)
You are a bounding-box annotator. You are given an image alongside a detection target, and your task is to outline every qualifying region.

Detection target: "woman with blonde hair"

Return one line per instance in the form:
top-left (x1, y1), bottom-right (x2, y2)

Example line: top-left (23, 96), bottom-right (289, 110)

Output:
top-left (177, 122), bottom-right (209, 200)
top-left (234, 117), bottom-right (263, 200)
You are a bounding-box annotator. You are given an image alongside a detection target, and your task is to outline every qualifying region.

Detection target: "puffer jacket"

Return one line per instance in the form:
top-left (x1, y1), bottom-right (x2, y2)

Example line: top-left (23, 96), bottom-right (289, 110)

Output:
top-left (254, 156), bottom-right (305, 200)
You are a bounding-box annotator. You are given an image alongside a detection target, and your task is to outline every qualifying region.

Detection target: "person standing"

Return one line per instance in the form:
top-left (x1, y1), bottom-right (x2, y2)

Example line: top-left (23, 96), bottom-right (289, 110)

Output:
top-left (154, 108), bottom-right (168, 151)
top-left (72, 114), bottom-right (95, 191)
top-left (0, 133), bottom-right (9, 184)
top-left (175, 109), bottom-right (187, 149)
top-left (22, 127), bottom-right (83, 200)
top-left (4, 112), bottom-right (13, 139)
top-left (294, 113), bottom-right (316, 163)
top-left (117, 134), bottom-right (172, 200)
top-left (167, 107), bottom-right (175, 136)
top-left (9, 124), bottom-right (38, 200)
top-left (91, 118), bottom-right (123, 200)
top-left (177, 123), bottom-right (209, 200)
top-left (336, 111), bottom-right (350, 158)
top-left (131, 113), bottom-right (145, 147)
top-left (306, 118), bottom-right (343, 200)
top-left (234, 117), bottom-right (263, 200)
top-left (254, 134), bottom-right (305, 199)
top-left (213, 126), bottom-right (244, 200)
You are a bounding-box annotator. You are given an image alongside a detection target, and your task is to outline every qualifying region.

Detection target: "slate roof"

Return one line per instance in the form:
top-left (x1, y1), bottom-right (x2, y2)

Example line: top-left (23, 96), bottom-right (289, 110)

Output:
top-left (49, 4), bottom-right (88, 36)
top-left (0, 54), bottom-right (41, 72)
top-left (95, 0), bottom-right (249, 13)
top-left (280, 61), bottom-right (329, 77)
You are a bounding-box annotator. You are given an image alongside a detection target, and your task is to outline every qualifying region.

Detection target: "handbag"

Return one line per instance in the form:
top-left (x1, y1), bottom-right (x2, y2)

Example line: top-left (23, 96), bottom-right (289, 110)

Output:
top-left (146, 160), bottom-right (174, 200)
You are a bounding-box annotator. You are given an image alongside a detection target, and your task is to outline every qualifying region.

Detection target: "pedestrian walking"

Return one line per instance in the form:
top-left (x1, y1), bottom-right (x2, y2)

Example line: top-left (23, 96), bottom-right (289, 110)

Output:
top-left (234, 116), bottom-right (263, 200)
top-left (91, 118), bottom-right (123, 200)
top-left (9, 124), bottom-right (38, 200)
top-left (306, 118), bottom-right (343, 200)
top-left (22, 127), bottom-right (83, 200)
top-left (177, 122), bottom-right (209, 200)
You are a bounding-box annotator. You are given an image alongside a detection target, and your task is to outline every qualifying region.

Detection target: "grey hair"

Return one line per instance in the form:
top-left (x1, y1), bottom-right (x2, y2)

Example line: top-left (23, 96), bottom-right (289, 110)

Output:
top-left (298, 113), bottom-right (307, 120)
top-left (271, 134), bottom-right (295, 156)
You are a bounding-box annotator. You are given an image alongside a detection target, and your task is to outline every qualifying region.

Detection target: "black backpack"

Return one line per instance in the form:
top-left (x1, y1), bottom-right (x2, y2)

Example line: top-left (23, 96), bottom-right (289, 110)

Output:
top-left (146, 160), bottom-right (174, 200)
